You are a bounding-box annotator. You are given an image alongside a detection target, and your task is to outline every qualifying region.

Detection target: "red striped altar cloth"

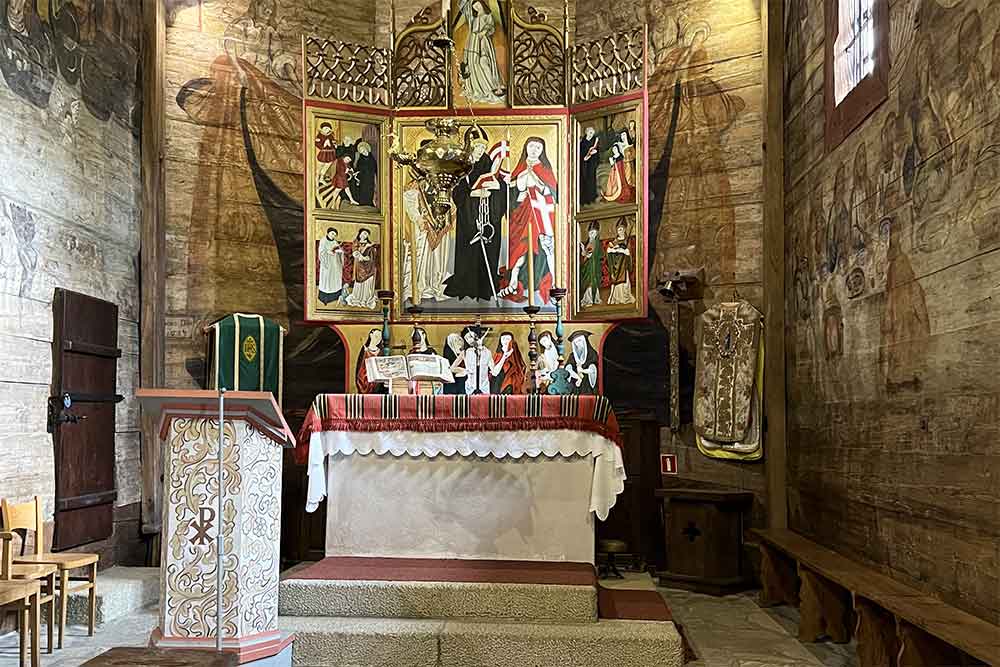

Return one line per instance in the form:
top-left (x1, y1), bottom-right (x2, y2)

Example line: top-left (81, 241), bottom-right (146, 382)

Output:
top-left (295, 393), bottom-right (623, 463)
top-left (299, 394), bottom-right (627, 526)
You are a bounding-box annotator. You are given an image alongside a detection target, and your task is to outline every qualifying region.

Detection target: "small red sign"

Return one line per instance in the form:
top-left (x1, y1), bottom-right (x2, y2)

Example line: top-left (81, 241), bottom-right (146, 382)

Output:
top-left (660, 454), bottom-right (678, 475)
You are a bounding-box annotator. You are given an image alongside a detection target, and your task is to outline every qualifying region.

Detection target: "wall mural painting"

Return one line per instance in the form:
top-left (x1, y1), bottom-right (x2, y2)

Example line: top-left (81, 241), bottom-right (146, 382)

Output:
top-left (335, 322), bottom-right (609, 396)
top-left (393, 115), bottom-right (567, 317)
top-left (0, 0), bottom-right (139, 125)
top-left (646, 16), bottom-right (746, 286)
top-left (173, 0), bottom-right (347, 410)
top-left (450, 0), bottom-right (509, 108)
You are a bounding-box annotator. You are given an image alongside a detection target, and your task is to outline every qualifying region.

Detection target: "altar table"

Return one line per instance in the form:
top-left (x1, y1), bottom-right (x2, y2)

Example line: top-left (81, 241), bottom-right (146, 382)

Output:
top-left (298, 394), bottom-right (626, 564)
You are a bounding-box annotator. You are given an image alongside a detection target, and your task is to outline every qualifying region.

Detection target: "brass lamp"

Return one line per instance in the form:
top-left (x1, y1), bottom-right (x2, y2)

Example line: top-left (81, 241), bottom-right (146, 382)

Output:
top-left (389, 118), bottom-right (478, 230)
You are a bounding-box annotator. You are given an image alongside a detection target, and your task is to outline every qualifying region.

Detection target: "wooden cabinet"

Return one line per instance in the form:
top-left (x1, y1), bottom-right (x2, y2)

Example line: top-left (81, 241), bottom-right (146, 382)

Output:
top-left (657, 488), bottom-right (753, 595)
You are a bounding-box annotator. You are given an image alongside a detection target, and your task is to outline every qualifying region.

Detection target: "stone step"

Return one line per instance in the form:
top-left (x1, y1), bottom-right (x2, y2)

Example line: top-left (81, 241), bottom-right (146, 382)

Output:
top-left (279, 616), bottom-right (684, 667)
top-left (279, 577), bottom-right (597, 624)
top-left (66, 566), bottom-right (159, 627)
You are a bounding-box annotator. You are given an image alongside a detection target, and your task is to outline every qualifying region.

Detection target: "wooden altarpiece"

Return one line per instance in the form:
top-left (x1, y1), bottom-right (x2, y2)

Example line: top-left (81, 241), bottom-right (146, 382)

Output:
top-left (301, 3), bottom-right (651, 392)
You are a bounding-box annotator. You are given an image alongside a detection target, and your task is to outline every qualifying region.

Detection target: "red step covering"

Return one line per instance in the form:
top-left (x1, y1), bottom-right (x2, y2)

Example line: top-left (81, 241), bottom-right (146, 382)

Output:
top-left (290, 557), bottom-right (597, 587)
top-left (597, 586), bottom-right (673, 621)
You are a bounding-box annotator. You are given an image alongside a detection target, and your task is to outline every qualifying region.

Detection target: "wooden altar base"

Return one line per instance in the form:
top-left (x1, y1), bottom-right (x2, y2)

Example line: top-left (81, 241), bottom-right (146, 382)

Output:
top-left (278, 558), bottom-right (684, 667)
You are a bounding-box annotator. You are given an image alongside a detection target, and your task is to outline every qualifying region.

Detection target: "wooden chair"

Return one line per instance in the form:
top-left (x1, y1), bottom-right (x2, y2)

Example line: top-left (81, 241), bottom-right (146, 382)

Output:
top-left (0, 531), bottom-right (41, 667)
top-left (9, 560), bottom-right (57, 654)
top-left (2, 497), bottom-right (98, 649)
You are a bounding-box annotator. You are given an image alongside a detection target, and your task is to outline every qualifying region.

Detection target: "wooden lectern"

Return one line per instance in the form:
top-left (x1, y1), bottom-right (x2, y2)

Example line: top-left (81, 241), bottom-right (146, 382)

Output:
top-left (136, 389), bottom-right (295, 664)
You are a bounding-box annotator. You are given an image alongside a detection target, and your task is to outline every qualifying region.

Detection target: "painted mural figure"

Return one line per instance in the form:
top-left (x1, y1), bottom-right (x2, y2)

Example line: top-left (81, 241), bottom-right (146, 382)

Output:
top-left (458, 0), bottom-right (506, 104)
top-left (403, 178), bottom-right (453, 301)
top-left (444, 139), bottom-right (505, 301)
top-left (355, 328), bottom-right (383, 394)
top-left (345, 228), bottom-right (379, 309)
top-left (579, 127), bottom-right (600, 206)
top-left (564, 331), bottom-right (598, 394)
top-left (317, 227), bottom-right (346, 304)
top-left (499, 137), bottom-right (556, 302)
top-left (880, 219), bottom-right (929, 392)
top-left (826, 163), bottom-right (850, 273)
top-left (579, 222), bottom-right (603, 307)
top-left (605, 220), bottom-right (636, 305)
top-left (489, 331), bottom-right (526, 394)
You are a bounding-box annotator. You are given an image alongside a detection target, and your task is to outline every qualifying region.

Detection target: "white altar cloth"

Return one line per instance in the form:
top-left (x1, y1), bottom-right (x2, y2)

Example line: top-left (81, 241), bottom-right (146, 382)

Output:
top-left (305, 429), bottom-right (626, 563)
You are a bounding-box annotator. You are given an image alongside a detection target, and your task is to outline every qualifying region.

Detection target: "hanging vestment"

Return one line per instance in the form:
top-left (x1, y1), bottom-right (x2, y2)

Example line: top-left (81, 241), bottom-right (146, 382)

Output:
top-left (693, 300), bottom-right (762, 460)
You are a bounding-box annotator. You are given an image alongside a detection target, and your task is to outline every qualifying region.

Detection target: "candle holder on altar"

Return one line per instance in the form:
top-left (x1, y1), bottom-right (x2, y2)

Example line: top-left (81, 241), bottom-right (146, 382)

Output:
top-left (406, 304), bottom-right (425, 351)
top-left (523, 305), bottom-right (541, 393)
top-left (377, 290), bottom-right (394, 356)
top-left (549, 287), bottom-right (568, 363)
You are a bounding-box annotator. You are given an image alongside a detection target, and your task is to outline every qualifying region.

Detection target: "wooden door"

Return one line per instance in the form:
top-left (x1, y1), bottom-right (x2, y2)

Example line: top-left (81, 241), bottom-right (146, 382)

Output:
top-left (51, 289), bottom-right (121, 550)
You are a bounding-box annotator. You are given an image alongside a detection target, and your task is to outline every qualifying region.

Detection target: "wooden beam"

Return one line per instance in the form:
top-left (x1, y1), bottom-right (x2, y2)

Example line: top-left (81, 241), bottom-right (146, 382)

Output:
top-left (762, 0), bottom-right (787, 531)
top-left (140, 0), bottom-right (166, 537)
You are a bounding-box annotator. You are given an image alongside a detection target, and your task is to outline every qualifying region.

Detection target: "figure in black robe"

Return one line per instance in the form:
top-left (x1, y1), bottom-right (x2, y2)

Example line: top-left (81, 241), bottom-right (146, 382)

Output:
top-left (579, 128), bottom-right (600, 206)
top-left (443, 150), bottom-right (505, 301)
top-left (565, 331), bottom-right (599, 394)
top-left (354, 143), bottom-right (378, 207)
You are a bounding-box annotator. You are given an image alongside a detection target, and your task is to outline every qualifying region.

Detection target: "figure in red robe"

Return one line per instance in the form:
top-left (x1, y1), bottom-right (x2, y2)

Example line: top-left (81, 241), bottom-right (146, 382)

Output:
top-left (498, 137), bottom-right (557, 303)
top-left (489, 331), bottom-right (526, 394)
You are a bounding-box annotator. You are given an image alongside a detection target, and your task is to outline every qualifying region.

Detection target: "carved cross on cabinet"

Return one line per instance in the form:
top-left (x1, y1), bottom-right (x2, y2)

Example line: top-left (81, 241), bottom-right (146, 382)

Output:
top-left (683, 521), bottom-right (702, 542)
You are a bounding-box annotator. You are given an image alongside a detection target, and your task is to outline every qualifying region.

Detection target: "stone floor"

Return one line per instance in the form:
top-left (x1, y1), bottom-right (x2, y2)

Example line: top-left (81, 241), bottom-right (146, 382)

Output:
top-left (0, 575), bottom-right (858, 667)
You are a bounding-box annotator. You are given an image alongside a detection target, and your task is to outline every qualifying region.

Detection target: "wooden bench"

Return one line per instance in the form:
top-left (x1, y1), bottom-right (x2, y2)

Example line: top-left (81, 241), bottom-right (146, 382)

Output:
top-left (752, 529), bottom-right (999, 666)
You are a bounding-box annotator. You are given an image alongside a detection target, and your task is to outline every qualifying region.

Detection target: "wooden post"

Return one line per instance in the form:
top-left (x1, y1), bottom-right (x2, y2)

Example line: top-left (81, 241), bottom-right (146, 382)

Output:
top-left (762, 0), bottom-right (787, 531)
top-left (140, 0), bottom-right (167, 539)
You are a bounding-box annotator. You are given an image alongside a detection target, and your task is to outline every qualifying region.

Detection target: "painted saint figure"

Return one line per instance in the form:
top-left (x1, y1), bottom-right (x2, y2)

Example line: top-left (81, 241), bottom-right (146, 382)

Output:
top-left (409, 327), bottom-right (438, 355)
top-left (602, 143), bottom-right (635, 204)
top-left (499, 137), bottom-right (557, 302)
top-left (490, 331), bottom-right (526, 394)
top-left (345, 228), bottom-right (379, 309)
top-left (579, 222), bottom-right (603, 308)
top-left (535, 331), bottom-right (560, 391)
top-left (445, 138), bottom-right (507, 301)
top-left (459, 326), bottom-right (492, 394)
top-left (317, 227), bottom-right (345, 304)
top-left (403, 177), bottom-right (453, 301)
top-left (354, 141), bottom-right (378, 207)
top-left (564, 331), bottom-right (598, 394)
top-left (355, 328), bottom-right (383, 394)
top-left (579, 127), bottom-right (600, 206)
top-left (443, 333), bottom-right (466, 395)
top-left (458, 0), bottom-right (506, 104)
top-left (604, 219), bottom-right (636, 305)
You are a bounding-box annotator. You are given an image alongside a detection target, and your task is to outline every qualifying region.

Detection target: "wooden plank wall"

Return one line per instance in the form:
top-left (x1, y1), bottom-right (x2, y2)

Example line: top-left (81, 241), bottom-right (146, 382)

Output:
top-left (0, 0), bottom-right (144, 562)
top-left (162, 0), bottom-right (368, 403)
top-left (784, 0), bottom-right (1000, 623)
top-left (575, 0), bottom-right (768, 523)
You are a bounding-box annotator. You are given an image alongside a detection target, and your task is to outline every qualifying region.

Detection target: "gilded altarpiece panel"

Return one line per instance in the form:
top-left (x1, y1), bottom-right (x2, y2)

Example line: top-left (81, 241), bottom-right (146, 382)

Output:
top-left (392, 114), bottom-right (568, 320)
top-left (304, 105), bottom-right (391, 322)
top-left (570, 97), bottom-right (647, 320)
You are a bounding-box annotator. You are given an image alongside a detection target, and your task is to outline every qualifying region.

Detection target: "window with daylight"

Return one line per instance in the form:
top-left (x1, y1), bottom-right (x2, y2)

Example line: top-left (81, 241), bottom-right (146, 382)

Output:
top-left (824, 0), bottom-right (889, 149)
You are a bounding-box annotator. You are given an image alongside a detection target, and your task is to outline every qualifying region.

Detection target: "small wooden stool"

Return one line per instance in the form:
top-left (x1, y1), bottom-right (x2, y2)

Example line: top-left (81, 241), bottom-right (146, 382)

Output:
top-left (81, 648), bottom-right (238, 666)
top-left (598, 539), bottom-right (627, 579)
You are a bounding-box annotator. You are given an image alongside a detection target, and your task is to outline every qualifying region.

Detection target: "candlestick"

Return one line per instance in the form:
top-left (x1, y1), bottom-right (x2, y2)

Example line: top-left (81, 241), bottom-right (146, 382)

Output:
top-left (377, 289), bottom-right (394, 356)
top-left (549, 287), bottom-right (567, 363)
top-left (406, 304), bottom-right (424, 351)
top-left (523, 305), bottom-right (540, 393)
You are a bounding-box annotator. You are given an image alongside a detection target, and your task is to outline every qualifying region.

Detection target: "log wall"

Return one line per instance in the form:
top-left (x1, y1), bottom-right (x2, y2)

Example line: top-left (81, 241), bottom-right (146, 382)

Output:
top-left (784, 0), bottom-right (1000, 623)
